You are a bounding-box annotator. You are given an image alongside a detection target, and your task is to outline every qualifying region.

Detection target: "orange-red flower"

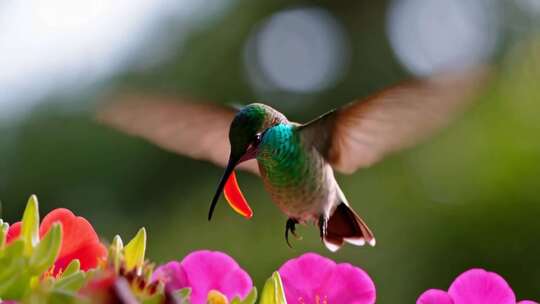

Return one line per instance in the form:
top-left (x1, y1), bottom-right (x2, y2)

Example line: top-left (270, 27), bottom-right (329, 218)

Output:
top-left (6, 208), bottom-right (107, 274)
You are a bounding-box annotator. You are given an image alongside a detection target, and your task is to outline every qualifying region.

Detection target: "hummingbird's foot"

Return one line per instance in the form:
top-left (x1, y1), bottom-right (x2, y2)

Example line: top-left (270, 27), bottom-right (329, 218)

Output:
top-left (285, 218), bottom-right (301, 248)
top-left (318, 215), bottom-right (328, 239)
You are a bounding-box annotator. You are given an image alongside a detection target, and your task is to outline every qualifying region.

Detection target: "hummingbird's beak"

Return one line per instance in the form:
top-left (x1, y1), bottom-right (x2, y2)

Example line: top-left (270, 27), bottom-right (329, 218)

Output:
top-left (208, 155), bottom-right (253, 221)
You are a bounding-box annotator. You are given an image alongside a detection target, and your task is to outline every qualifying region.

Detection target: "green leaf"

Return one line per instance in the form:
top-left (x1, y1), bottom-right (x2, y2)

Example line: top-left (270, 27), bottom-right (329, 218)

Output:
top-left (0, 257), bottom-right (24, 289)
top-left (61, 260), bottom-right (81, 278)
top-left (174, 287), bottom-right (191, 303)
top-left (29, 223), bottom-right (62, 275)
top-left (3, 239), bottom-right (25, 259)
top-left (141, 294), bottom-right (166, 304)
top-left (0, 270), bottom-right (31, 300)
top-left (54, 272), bottom-right (86, 292)
top-left (108, 235), bottom-right (123, 272)
top-left (21, 195), bottom-right (40, 255)
top-left (46, 289), bottom-right (82, 304)
top-left (231, 287), bottom-right (257, 304)
top-left (0, 252), bottom-right (31, 300)
top-left (0, 221), bottom-right (9, 250)
top-left (0, 241), bottom-right (29, 299)
top-left (259, 272), bottom-right (287, 304)
top-left (124, 228), bottom-right (146, 271)
top-left (24, 283), bottom-right (83, 304)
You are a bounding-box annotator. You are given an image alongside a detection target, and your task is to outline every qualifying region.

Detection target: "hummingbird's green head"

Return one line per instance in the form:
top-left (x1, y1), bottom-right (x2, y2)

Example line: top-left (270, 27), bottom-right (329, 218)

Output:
top-left (228, 103), bottom-right (287, 162)
top-left (208, 103), bottom-right (287, 220)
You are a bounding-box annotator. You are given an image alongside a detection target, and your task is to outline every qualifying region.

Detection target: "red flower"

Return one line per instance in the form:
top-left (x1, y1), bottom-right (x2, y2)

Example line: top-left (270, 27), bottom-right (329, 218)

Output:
top-left (6, 208), bottom-right (107, 273)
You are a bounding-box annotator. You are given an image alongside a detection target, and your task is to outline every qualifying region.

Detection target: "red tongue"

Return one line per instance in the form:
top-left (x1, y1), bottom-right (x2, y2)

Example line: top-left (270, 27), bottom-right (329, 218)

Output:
top-left (224, 170), bottom-right (253, 219)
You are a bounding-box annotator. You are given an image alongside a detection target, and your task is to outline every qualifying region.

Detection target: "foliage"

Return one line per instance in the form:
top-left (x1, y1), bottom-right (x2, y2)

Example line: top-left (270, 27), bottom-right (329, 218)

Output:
top-left (0, 195), bottom-right (287, 304)
top-left (259, 272), bottom-right (286, 304)
top-left (3, 195), bottom-right (534, 303)
top-left (0, 195), bottom-right (163, 303)
top-left (0, 196), bottom-right (65, 301)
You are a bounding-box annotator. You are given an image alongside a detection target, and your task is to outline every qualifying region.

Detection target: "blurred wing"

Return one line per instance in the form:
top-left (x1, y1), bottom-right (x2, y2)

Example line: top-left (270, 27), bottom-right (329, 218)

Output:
top-left (97, 94), bottom-right (259, 175)
top-left (301, 67), bottom-right (490, 174)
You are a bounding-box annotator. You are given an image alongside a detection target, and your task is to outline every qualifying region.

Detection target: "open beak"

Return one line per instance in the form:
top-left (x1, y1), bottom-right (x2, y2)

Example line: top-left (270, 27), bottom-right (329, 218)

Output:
top-left (208, 145), bottom-right (258, 221)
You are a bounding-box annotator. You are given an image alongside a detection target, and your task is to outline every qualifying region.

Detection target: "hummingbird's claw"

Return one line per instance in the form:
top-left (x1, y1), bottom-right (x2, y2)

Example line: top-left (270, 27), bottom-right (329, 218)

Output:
top-left (285, 218), bottom-right (301, 248)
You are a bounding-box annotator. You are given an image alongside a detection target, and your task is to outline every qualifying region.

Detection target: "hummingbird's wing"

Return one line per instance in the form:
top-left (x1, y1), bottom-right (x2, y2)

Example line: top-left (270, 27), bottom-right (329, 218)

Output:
top-left (300, 67), bottom-right (490, 174)
top-left (96, 94), bottom-right (260, 175)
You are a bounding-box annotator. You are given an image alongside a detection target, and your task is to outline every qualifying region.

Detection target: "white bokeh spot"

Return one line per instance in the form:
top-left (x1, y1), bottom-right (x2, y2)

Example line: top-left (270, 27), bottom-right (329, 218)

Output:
top-left (244, 7), bottom-right (350, 94)
top-left (386, 0), bottom-right (498, 76)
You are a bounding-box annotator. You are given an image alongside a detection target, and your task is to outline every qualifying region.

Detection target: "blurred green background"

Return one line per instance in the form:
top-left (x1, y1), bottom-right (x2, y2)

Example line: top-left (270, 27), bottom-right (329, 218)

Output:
top-left (1, 0), bottom-right (539, 302)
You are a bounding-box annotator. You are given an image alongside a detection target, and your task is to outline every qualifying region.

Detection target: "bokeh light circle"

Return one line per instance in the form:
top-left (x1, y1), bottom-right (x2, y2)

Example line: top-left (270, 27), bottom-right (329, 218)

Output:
top-left (516, 0), bottom-right (540, 16)
top-left (386, 0), bottom-right (499, 76)
top-left (244, 7), bottom-right (350, 94)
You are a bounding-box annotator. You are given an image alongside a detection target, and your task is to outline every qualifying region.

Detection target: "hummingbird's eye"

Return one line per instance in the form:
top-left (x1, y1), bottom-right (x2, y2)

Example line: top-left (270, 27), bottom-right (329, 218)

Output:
top-left (254, 133), bottom-right (262, 144)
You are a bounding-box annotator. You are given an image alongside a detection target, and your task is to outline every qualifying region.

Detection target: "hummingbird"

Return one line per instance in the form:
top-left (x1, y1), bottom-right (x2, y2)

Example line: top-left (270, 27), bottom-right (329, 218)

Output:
top-left (98, 67), bottom-right (487, 251)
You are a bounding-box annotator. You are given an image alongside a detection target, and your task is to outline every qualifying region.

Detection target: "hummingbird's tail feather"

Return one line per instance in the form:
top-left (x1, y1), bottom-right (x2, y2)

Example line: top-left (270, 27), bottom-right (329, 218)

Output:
top-left (322, 203), bottom-right (375, 252)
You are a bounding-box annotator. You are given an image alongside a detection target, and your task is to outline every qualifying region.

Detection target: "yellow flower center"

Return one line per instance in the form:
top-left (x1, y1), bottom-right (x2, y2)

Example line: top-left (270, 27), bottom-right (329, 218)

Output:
top-left (207, 290), bottom-right (229, 304)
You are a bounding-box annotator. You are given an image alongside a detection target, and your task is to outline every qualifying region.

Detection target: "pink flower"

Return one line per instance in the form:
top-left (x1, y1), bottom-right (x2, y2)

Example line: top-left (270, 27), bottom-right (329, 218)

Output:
top-left (152, 250), bottom-right (252, 304)
top-left (278, 253), bottom-right (376, 304)
top-left (417, 268), bottom-right (538, 304)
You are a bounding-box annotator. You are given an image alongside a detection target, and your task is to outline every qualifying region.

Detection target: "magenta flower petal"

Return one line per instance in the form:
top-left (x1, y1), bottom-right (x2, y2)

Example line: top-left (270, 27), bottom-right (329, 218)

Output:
top-left (448, 269), bottom-right (516, 304)
top-left (417, 289), bottom-right (454, 304)
top-left (322, 263), bottom-right (376, 303)
top-left (152, 250), bottom-right (252, 304)
top-left (417, 268), bottom-right (537, 304)
top-left (278, 253), bottom-right (335, 302)
top-left (278, 253), bottom-right (376, 304)
top-left (152, 261), bottom-right (186, 291)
